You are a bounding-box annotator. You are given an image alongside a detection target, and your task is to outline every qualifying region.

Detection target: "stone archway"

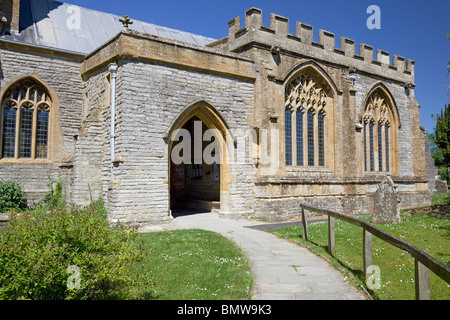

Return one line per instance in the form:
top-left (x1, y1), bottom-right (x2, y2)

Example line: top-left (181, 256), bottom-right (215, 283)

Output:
top-left (165, 101), bottom-right (232, 215)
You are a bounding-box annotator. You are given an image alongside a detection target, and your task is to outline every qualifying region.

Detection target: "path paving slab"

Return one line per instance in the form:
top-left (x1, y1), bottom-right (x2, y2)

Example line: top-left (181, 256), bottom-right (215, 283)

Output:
top-left (140, 212), bottom-right (368, 300)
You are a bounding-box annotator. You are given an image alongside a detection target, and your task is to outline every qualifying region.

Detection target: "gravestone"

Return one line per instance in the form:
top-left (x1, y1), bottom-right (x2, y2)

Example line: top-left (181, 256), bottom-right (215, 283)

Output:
top-left (372, 175), bottom-right (401, 224)
top-left (435, 177), bottom-right (449, 195)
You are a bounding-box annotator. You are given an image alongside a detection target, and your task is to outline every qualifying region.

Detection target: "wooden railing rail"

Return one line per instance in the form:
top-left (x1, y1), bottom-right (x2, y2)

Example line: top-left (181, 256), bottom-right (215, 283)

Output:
top-left (300, 204), bottom-right (450, 300)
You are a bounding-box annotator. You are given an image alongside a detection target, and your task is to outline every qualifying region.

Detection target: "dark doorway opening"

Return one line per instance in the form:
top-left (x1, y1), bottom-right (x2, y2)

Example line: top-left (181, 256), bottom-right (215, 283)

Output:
top-left (170, 116), bottom-right (220, 217)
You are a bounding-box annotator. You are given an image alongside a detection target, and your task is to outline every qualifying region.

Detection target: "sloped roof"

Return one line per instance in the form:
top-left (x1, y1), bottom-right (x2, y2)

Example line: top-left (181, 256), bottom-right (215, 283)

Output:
top-left (1, 0), bottom-right (216, 54)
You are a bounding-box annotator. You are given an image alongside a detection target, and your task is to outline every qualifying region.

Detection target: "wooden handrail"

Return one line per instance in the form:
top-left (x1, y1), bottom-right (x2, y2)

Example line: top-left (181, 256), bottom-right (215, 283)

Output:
top-left (300, 204), bottom-right (450, 300)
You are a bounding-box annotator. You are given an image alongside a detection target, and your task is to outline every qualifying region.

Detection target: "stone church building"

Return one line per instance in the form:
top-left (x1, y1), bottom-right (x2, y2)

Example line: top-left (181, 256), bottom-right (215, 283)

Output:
top-left (0, 0), bottom-right (431, 226)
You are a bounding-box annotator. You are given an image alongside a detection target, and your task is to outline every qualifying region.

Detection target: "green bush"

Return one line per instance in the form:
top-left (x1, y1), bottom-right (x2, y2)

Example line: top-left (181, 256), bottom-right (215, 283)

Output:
top-left (438, 166), bottom-right (449, 183)
top-left (0, 181), bottom-right (27, 213)
top-left (0, 201), bottom-right (150, 300)
top-left (39, 179), bottom-right (66, 211)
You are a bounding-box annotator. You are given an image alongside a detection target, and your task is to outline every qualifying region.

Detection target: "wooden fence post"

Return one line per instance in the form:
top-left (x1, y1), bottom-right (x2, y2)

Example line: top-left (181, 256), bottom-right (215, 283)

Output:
top-left (328, 215), bottom-right (335, 255)
top-left (299, 204), bottom-right (450, 299)
top-left (301, 206), bottom-right (308, 241)
top-left (415, 259), bottom-right (431, 300)
top-left (363, 229), bottom-right (373, 278)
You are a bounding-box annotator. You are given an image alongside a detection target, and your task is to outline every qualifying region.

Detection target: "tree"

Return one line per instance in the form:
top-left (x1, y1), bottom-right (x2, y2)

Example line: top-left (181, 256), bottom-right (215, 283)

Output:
top-left (431, 104), bottom-right (450, 182)
top-left (446, 34), bottom-right (450, 101)
top-left (430, 35), bottom-right (450, 182)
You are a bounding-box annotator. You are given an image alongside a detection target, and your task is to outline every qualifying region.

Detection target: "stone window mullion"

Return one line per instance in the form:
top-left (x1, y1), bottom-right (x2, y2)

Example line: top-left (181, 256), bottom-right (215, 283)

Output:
top-left (0, 102), bottom-right (17, 159)
top-left (364, 122), bottom-right (367, 172)
top-left (381, 122), bottom-right (386, 172)
top-left (303, 109), bottom-right (307, 167)
top-left (307, 109), bottom-right (315, 166)
top-left (31, 93), bottom-right (38, 159)
top-left (314, 108), bottom-right (319, 167)
top-left (292, 110), bottom-right (297, 166)
top-left (285, 107), bottom-right (292, 166)
top-left (369, 121), bottom-right (374, 172)
top-left (385, 125), bottom-right (390, 172)
top-left (318, 111), bottom-right (325, 167)
top-left (377, 122), bottom-right (383, 172)
top-left (296, 108), bottom-right (304, 166)
top-left (14, 104), bottom-right (20, 159)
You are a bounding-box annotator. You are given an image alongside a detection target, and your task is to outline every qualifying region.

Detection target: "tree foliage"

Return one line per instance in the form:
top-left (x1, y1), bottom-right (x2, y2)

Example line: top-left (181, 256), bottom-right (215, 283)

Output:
top-left (431, 105), bottom-right (450, 173)
top-left (446, 34), bottom-right (450, 100)
top-left (429, 35), bottom-right (450, 181)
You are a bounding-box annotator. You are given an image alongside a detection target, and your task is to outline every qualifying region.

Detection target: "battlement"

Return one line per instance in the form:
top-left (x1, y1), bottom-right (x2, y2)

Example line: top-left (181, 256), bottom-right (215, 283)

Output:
top-left (225, 8), bottom-right (415, 83)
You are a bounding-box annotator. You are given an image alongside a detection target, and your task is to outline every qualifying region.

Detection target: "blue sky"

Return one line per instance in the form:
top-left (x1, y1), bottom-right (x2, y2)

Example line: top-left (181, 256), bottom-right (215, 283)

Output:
top-left (66, 0), bottom-right (450, 134)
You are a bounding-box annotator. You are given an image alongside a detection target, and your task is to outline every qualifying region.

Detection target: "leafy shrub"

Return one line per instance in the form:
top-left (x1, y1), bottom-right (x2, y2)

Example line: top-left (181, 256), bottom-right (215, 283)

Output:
top-left (43, 179), bottom-right (65, 210)
top-left (0, 201), bottom-right (151, 300)
top-left (34, 179), bottom-right (66, 213)
top-left (438, 166), bottom-right (449, 183)
top-left (0, 181), bottom-right (27, 213)
top-left (86, 197), bottom-right (108, 220)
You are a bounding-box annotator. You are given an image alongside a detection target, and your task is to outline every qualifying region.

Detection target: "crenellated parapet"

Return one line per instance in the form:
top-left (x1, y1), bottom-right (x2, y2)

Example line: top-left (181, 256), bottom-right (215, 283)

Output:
top-left (220, 8), bottom-right (415, 84)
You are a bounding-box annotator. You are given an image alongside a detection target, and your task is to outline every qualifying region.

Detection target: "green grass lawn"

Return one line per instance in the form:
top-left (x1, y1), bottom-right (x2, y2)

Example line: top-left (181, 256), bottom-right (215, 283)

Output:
top-left (270, 212), bottom-right (450, 300)
top-left (131, 229), bottom-right (253, 300)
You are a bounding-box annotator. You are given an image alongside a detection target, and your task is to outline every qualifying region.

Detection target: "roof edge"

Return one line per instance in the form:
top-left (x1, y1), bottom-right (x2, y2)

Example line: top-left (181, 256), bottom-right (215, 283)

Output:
top-left (81, 30), bottom-right (256, 82)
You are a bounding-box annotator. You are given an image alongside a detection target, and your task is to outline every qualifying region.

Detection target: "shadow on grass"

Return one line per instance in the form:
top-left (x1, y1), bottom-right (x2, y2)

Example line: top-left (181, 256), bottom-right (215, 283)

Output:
top-left (441, 224), bottom-right (450, 241)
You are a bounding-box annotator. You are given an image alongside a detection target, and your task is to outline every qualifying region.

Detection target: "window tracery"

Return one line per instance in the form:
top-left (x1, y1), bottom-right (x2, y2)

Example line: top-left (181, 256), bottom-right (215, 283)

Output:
top-left (363, 90), bottom-right (393, 173)
top-left (285, 73), bottom-right (327, 167)
top-left (1, 79), bottom-right (51, 159)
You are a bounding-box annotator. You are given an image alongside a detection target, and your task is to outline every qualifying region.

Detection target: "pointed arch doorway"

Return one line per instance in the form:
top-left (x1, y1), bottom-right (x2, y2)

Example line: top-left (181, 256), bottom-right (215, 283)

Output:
top-left (165, 101), bottom-right (231, 216)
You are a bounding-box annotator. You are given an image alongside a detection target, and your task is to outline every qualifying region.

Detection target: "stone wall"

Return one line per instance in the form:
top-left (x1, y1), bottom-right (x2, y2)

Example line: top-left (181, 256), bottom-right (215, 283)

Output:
top-left (217, 7), bottom-right (431, 220)
top-left (71, 67), bottom-right (109, 207)
top-left (0, 45), bottom-right (83, 205)
top-left (90, 59), bottom-right (256, 225)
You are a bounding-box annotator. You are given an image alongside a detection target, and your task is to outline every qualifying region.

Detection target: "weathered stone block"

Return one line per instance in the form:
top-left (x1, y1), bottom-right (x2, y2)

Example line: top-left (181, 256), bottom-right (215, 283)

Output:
top-left (435, 179), bottom-right (448, 195)
top-left (372, 175), bottom-right (401, 224)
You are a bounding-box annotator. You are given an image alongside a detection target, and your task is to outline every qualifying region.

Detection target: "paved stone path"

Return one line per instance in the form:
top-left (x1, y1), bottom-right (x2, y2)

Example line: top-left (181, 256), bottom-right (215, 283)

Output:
top-left (140, 212), bottom-right (367, 300)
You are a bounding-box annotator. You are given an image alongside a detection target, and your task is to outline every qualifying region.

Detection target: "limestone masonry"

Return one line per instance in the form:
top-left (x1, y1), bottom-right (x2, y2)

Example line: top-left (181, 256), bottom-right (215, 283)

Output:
top-left (0, 1), bottom-right (432, 226)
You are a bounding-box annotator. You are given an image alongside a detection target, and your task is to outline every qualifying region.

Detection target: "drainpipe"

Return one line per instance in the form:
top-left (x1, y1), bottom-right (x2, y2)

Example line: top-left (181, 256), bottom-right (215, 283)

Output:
top-left (108, 63), bottom-right (118, 181)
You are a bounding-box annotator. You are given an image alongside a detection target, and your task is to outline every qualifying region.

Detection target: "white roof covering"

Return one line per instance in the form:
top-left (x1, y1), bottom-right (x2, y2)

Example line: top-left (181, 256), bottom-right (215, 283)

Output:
top-left (1, 0), bottom-right (217, 54)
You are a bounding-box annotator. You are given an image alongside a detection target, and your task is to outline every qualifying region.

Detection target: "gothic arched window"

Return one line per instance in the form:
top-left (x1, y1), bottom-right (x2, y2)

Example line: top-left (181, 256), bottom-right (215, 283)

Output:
top-left (285, 73), bottom-right (327, 167)
top-left (363, 89), bottom-right (397, 173)
top-left (1, 79), bottom-right (51, 159)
